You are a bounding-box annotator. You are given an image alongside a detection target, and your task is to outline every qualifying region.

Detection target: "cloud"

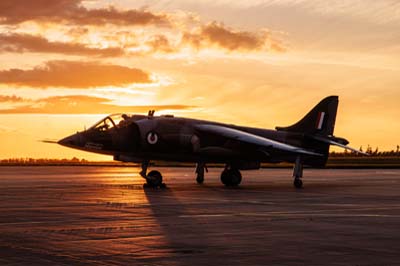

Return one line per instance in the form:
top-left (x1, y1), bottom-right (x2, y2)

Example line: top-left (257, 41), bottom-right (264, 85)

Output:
top-left (0, 60), bottom-right (151, 88)
top-left (0, 1), bottom-right (286, 56)
top-left (0, 0), bottom-right (169, 26)
top-left (146, 35), bottom-right (176, 53)
top-left (182, 22), bottom-right (286, 52)
top-left (0, 30), bottom-right (284, 58)
top-left (0, 95), bottom-right (194, 114)
top-left (0, 95), bottom-right (26, 102)
top-left (0, 33), bottom-right (124, 57)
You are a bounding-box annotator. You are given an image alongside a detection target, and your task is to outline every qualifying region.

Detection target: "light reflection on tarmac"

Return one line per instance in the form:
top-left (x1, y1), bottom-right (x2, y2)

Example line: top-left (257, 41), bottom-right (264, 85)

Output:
top-left (0, 167), bottom-right (400, 265)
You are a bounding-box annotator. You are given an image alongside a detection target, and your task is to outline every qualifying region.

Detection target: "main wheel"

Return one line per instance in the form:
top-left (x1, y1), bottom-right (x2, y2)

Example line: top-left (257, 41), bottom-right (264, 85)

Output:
top-left (146, 170), bottom-right (163, 187)
top-left (293, 178), bottom-right (303, 189)
top-left (220, 169), bottom-right (242, 186)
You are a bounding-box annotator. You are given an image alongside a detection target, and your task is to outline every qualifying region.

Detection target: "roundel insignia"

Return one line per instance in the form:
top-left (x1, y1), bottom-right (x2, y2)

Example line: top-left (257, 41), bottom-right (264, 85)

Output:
top-left (146, 132), bottom-right (158, 145)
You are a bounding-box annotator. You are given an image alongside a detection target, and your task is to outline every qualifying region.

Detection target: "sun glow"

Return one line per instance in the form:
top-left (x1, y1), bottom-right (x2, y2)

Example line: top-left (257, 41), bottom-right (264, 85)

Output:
top-left (0, 0), bottom-right (399, 159)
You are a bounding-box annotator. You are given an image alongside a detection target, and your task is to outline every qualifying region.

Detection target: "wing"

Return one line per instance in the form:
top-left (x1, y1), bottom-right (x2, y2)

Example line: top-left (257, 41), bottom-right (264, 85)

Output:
top-left (195, 124), bottom-right (323, 157)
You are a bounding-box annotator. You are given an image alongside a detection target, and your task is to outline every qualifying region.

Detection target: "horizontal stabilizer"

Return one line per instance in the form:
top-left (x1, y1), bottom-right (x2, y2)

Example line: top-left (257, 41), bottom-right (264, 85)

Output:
top-left (311, 135), bottom-right (369, 155)
top-left (196, 124), bottom-right (323, 157)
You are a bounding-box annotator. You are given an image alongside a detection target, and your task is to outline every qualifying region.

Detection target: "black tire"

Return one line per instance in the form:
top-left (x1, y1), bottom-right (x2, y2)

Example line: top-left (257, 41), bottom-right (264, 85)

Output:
top-left (220, 169), bottom-right (242, 186)
top-left (220, 169), bottom-right (230, 185)
top-left (146, 170), bottom-right (163, 187)
top-left (196, 173), bottom-right (204, 184)
top-left (229, 169), bottom-right (242, 186)
top-left (294, 178), bottom-right (303, 189)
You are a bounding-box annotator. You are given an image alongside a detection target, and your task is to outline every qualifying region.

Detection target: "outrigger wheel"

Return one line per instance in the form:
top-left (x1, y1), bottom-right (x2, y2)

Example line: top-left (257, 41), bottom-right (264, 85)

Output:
top-left (293, 156), bottom-right (303, 189)
top-left (196, 172), bottom-right (204, 184)
top-left (293, 178), bottom-right (303, 189)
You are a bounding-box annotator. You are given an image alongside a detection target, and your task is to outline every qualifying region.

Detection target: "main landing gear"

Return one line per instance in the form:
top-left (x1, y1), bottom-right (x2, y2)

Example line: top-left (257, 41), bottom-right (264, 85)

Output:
top-left (140, 161), bottom-right (166, 188)
top-left (220, 165), bottom-right (242, 187)
top-left (293, 156), bottom-right (303, 189)
top-left (195, 163), bottom-right (242, 187)
top-left (139, 159), bottom-right (302, 188)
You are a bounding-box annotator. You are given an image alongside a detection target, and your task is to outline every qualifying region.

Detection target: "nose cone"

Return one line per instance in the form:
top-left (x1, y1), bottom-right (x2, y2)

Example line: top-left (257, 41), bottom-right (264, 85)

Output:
top-left (58, 133), bottom-right (83, 148)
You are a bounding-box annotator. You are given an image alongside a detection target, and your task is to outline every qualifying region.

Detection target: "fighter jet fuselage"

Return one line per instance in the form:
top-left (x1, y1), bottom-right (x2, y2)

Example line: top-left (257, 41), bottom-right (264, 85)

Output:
top-left (58, 96), bottom-right (364, 188)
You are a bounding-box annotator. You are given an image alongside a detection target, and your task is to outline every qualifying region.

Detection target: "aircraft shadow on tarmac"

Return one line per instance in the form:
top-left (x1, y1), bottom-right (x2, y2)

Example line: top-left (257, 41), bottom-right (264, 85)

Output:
top-left (143, 188), bottom-right (214, 263)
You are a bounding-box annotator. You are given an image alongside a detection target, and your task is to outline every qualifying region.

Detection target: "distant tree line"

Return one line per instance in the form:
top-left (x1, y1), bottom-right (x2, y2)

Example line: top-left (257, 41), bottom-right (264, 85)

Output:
top-left (330, 145), bottom-right (400, 157)
top-left (0, 157), bottom-right (89, 165)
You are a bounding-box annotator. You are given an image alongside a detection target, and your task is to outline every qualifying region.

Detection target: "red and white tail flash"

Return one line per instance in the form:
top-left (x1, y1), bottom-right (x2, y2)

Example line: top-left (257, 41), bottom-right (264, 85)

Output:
top-left (316, 112), bottom-right (325, 130)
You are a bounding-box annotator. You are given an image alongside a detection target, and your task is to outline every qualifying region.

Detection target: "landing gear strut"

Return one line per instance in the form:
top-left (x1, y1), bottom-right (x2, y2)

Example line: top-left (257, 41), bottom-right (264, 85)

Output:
top-left (139, 161), bottom-right (148, 179)
top-left (195, 162), bottom-right (208, 184)
top-left (140, 161), bottom-right (166, 188)
top-left (220, 165), bottom-right (242, 187)
top-left (293, 156), bottom-right (303, 189)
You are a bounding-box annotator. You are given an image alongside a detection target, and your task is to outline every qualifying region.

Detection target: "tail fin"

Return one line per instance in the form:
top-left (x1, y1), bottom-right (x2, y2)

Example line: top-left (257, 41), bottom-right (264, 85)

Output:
top-left (276, 96), bottom-right (339, 136)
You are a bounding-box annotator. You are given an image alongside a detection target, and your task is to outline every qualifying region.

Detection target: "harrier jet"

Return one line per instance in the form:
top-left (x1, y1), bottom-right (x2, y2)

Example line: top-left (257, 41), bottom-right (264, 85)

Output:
top-left (58, 96), bottom-right (365, 188)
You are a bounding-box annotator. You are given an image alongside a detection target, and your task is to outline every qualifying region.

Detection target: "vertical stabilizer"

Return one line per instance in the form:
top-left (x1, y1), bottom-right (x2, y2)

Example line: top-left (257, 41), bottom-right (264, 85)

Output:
top-left (276, 96), bottom-right (339, 136)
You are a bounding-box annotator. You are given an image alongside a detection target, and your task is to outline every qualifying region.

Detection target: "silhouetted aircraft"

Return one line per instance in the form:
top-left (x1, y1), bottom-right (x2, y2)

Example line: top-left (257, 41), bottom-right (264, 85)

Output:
top-left (58, 96), bottom-right (366, 188)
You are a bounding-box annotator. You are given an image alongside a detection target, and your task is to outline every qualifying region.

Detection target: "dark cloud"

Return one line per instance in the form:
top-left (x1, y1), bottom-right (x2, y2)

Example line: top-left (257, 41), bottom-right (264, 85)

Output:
top-left (0, 60), bottom-right (151, 88)
top-left (0, 95), bottom-right (26, 102)
top-left (0, 33), bottom-right (124, 57)
top-left (183, 22), bottom-right (286, 52)
top-left (0, 95), bottom-right (194, 114)
top-left (0, 1), bottom-right (285, 55)
top-left (0, 0), bottom-right (169, 26)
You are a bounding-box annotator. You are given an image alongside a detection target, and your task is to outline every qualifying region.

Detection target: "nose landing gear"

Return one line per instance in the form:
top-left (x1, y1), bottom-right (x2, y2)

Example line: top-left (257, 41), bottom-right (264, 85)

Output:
top-left (140, 161), bottom-right (166, 188)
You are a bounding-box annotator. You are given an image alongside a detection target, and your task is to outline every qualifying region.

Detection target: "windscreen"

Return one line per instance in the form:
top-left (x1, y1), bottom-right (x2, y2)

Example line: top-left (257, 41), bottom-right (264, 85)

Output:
top-left (92, 117), bottom-right (115, 132)
top-left (90, 114), bottom-right (131, 131)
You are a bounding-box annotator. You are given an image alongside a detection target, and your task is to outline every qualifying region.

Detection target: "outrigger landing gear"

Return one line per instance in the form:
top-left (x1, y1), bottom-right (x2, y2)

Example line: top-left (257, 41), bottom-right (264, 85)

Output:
top-left (293, 156), bottom-right (303, 189)
top-left (140, 161), bottom-right (166, 188)
top-left (195, 162), bottom-right (208, 184)
top-left (220, 165), bottom-right (242, 187)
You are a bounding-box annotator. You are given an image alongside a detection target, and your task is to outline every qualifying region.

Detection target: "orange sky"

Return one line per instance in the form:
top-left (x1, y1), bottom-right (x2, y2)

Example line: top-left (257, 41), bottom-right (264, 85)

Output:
top-left (0, 0), bottom-right (399, 160)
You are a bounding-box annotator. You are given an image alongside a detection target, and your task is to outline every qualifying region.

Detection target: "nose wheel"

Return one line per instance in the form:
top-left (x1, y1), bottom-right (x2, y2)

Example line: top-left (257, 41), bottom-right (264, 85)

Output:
top-left (145, 170), bottom-right (166, 188)
top-left (140, 161), bottom-right (166, 188)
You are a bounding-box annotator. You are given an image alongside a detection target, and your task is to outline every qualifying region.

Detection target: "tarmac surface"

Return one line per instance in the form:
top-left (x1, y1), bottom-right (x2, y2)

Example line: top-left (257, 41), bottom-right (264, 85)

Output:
top-left (0, 166), bottom-right (399, 266)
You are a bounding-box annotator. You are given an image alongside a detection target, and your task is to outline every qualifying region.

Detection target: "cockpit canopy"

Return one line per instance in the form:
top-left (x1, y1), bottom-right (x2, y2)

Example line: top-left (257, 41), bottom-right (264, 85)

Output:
top-left (89, 114), bottom-right (131, 132)
top-left (89, 113), bottom-right (147, 132)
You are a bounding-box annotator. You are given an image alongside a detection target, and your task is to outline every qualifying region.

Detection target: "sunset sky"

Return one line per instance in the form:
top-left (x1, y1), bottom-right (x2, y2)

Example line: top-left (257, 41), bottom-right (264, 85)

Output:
top-left (0, 0), bottom-right (399, 160)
